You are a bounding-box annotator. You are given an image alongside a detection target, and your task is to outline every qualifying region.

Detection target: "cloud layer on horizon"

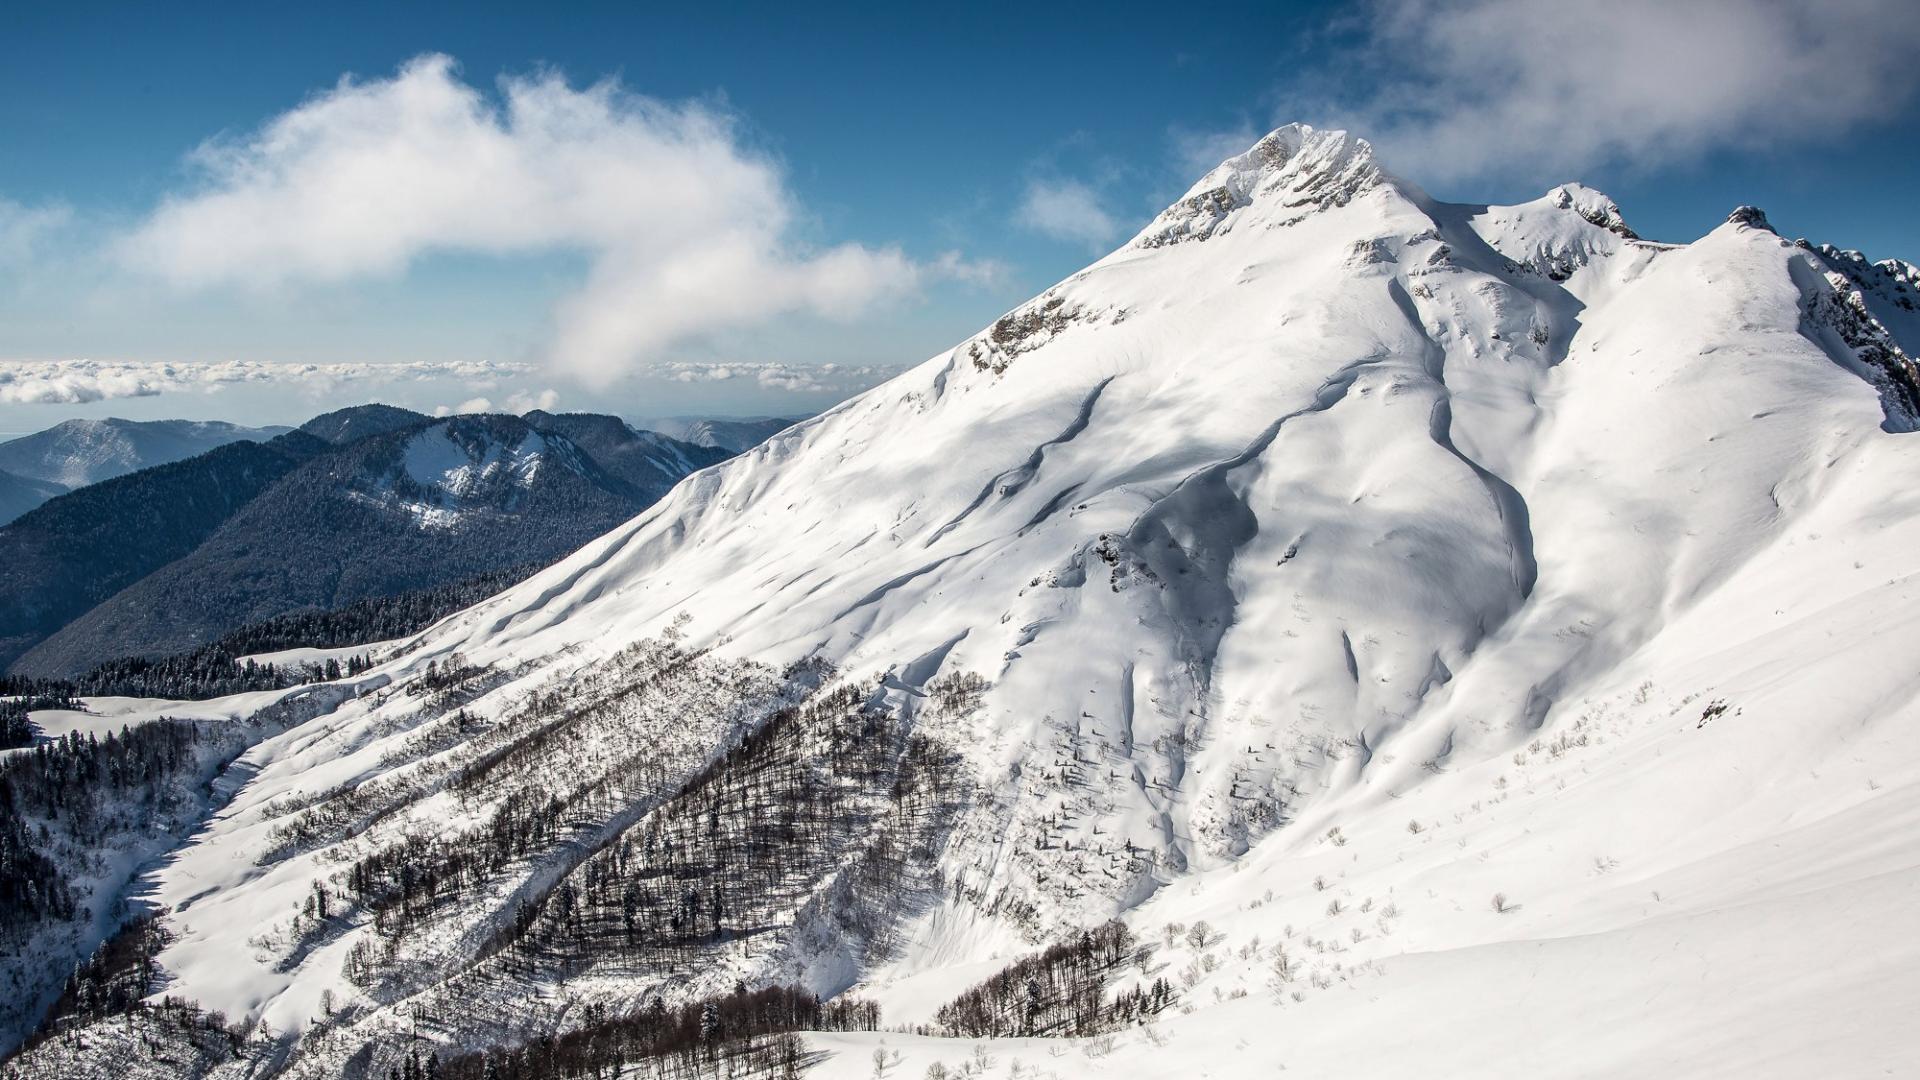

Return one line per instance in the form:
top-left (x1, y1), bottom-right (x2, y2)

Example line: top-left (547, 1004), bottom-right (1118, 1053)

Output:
top-left (651, 359), bottom-right (906, 393)
top-left (115, 55), bottom-right (992, 386)
top-left (0, 355), bottom-right (908, 408)
top-left (0, 358), bottom-right (531, 406)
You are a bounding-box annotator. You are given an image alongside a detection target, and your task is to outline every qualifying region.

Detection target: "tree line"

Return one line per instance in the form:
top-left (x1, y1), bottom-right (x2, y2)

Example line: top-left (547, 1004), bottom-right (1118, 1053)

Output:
top-left (216, 562), bottom-right (539, 656)
top-left (0, 695), bottom-right (56, 748)
top-left (0, 650), bottom-right (373, 707)
top-left (0, 720), bottom-right (241, 945)
top-left (17, 910), bottom-right (259, 1062)
top-left (433, 985), bottom-right (877, 1080)
top-left (0, 562), bottom-right (536, 709)
top-left (930, 920), bottom-right (1173, 1038)
top-left (485, 682), bottom-right (963, 978)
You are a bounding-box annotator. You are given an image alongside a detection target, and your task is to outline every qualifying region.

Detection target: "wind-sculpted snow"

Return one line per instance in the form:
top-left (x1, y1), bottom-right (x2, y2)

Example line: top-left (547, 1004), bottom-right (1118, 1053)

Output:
top-left (11, 124), bottom-right (1920, 1077)
top-left (926, 376), bottom-right (1114, 545)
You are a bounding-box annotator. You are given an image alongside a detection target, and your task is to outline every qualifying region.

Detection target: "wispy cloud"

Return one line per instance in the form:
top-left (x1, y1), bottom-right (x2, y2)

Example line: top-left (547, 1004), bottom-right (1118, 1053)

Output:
top-left (114, 55), bottom-right (995, 386)
top-left (1308, 0), bottom-right (1920, 185)
top-left (434, 396), bottom-right (494, 416)
top-left (506, 387), bottom-right (561, 413)
top-left (429, 388), bottom-right (565, 416)
top-left (1167, 123), bottom-right (1261, 185)
top-left (0, 198), bottom-right (72, 268)
top-left (927, 250), bottom-right (1012, 289)
top-left (0, 358), bottom-right (528, 405)
top-left (1014, 179), bottom-right (1122, 250)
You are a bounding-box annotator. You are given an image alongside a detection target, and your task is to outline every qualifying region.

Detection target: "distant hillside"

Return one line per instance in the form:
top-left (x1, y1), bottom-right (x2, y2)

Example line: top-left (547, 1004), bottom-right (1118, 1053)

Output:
top-left (0, 417), bottom-right (290, 489)
top-left (0, 468), bottom-right (64, 526)
top-left (0, 433), bottom-right (328, 671)
top-left (297, 403), bottom-right (430, 444)
top-left (637, 415), bottom-right (800, 453)
top-left (0, 563), bottom-right (538, 702)
top-left (10, 413), bottom-right (717, 677)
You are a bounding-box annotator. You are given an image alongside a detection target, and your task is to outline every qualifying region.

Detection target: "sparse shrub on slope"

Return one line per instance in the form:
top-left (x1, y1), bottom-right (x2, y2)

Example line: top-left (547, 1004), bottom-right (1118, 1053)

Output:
top-left (931, 920), bottom-right (1172, 1038)
top-left (433, 985), bottom-right (875, 1080)
top-left (494, 679), bottom-right (969, 979)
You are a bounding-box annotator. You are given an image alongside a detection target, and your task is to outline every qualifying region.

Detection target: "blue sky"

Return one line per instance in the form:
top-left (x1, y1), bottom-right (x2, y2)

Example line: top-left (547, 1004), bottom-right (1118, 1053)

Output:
top-left (1, 0), bottom-right (1916, 432)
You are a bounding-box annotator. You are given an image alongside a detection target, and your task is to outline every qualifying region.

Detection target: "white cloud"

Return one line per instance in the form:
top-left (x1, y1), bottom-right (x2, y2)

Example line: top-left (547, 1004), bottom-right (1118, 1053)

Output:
top-left (116, 55), bottom-right (993, 385)
top-left (0, 358), bottom-right (527, 405)
top-left (1317, 0), bottom-right (1920, 185)
top-left (1168, 123), bottom-right (1261, 183)
top-left (504, 387), bottom-right (561, 413)
top-left (434, 396), bottom-right (494, 416)
top-left (928, 250), bottom-right (1011, 289)
top-left (1015, 179), bottom-right (1122, 250)
top-left (0, 197), bottom-right (71, 268)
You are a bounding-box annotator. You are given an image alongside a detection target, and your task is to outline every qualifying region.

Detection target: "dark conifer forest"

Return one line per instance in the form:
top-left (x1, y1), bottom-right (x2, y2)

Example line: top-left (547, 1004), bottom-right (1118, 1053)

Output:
top-left (0, 563), bottom-right (537, 707)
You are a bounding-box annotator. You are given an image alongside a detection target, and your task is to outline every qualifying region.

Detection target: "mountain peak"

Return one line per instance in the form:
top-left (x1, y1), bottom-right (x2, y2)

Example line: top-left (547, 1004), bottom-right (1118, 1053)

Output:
top-left (1132, 124), bottom-right (1384, 248)
top-left (298, 403), bottom-right (430, 445)
top-left (1544, 183), bottom-right (1638, 239)
top-left (1725, 205), bottom-right (1774, 232)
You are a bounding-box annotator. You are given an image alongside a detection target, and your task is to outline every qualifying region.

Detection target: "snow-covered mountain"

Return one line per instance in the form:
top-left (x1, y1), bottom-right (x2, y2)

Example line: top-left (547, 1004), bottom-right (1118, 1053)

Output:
top-left (8, 126), bottom-right (1920, 1078)
top-left (0, 418), bottom-right (290, 491)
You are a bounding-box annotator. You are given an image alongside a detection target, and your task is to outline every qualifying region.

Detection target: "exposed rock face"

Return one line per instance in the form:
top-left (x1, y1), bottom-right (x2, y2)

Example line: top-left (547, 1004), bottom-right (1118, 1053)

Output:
top-left (1726, 204), bottom-right (1774, 231)
top-left (1546, 183), bottom-right (1639, 239)
top-left (1132, 124), bottom-right (1384, 248)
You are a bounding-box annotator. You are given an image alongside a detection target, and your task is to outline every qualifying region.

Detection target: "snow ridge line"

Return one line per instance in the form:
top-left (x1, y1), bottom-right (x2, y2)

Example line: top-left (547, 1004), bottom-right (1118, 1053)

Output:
top-left (924, 376), bottom-right (1118, 548)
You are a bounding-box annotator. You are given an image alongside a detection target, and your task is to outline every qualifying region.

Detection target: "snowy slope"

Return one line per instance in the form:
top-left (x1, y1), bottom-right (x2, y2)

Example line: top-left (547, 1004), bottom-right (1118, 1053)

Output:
top-left (10, 126), bottom-right (1920, 1078)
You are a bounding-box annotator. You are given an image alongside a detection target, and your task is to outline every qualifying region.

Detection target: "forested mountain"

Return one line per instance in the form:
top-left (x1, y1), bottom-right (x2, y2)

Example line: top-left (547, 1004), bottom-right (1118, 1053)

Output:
top-left (0, 418), bottom-right (289, 490)
top-left (211, 561), bottom-right (543, 656)
top-left (7, 126), bottom-right (1920, 1078)
top-left (296, 404), bottom-right (430, 445)
top-left (0, 433), bottom-right (329, 671)
top-left (0, 566), bottom-right (534, 706)
top-left (11, 414), bottom-right (697, 677)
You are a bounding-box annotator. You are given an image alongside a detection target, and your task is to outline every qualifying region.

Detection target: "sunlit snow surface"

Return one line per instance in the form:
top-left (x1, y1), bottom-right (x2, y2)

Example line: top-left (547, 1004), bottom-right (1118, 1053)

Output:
top-left (20, 126), bottom-right (1920, 1077)
top-left (400, 425), bottom-right (549, 498)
